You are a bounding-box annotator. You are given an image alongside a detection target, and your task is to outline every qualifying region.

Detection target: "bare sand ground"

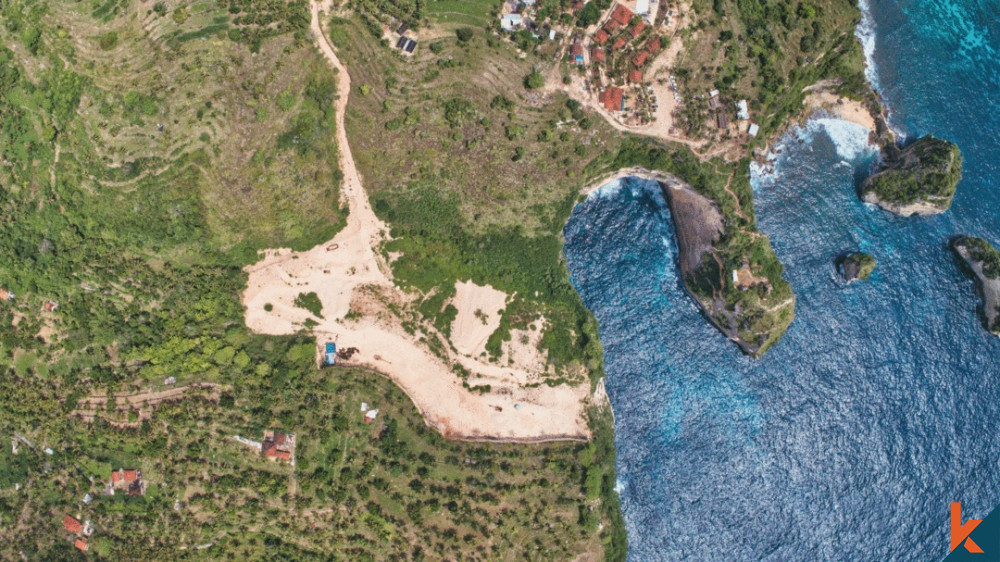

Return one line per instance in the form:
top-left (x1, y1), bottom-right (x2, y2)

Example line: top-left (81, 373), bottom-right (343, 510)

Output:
top-left (241, 1), bottom-right (590, 442)
top-left (450, 280), bottom-right (507, 358)
top-left (802, 85), bottom-right (876, 131)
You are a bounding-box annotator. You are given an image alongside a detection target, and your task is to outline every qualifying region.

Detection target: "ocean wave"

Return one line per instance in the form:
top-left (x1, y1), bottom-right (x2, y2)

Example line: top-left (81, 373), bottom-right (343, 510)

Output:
top-left (855, 0), bottom-right (880, 91)
top-left (751, 115), bottom-right (876, 192)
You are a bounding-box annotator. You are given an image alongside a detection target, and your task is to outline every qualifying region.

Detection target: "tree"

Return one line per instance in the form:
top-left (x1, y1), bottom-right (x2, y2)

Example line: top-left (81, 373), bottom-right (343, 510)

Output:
top-left (523, 70), bottom-right (544, 90)
top-left (456, 28), bottom-right (474, 42)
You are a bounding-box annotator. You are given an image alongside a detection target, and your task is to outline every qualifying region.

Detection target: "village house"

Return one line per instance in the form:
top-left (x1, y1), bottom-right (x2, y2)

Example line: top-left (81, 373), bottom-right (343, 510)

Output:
top-left (611, 37), bottom-right (626, 51)
top-left (610, 4), bottom-right (633, 27)
top-left (110, 468), bottom-right (145, 496)
top-left (599, 87), bottom-right (625, 112)
top-left (63, 515), bottom-right (83, 534)
top-left (630, 21), bottom-right (647, 39)
top-left (74, 539), bottom-right (88, 552)
top-left (571, 42), bottom-right (585, 64)
top-left (629, 68), bottom-right (643, 83)
top-left (594, 28), bottom-right (609, 44)
top-left (591, 47), bottom-right (606, 63)
top-left (633, 50), bottom-right (649, 67)
top-left (261, 430), bottom-right (296, 464)
top-left (0, 289), bottom-right (14, 301)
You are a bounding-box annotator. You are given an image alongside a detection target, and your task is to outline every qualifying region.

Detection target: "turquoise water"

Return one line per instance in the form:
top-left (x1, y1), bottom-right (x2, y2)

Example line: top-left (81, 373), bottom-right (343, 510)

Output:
top-left (564, 1), bottom-right (1000, 559)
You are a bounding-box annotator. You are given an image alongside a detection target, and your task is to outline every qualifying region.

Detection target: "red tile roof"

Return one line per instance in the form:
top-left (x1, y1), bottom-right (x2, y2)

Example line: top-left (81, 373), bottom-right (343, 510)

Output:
top-left (647, 36), bottom-right (661, 53)
top-left (571, 43), bottom-right (584, 57)
top-left (629, 68), bottom-right (644, 83)
top-left (123, 469), bottom-right (138, 483)
top-left (262, 443), bottom-right (278, 457)
top-left (275, 450), bottom-right (291, 460)
top-left (63, 515), bottom-right (83, 534)
top-left (610, 4), bottom-right (634, 26)
top-left (111, 471), bottom-right (120, 484)
top-left (633, 50), bottom-right (649, 67)
top-left (74, 539), bottom-right (88, 552)
top-left (591, 47), bottom-right (606, 63)
top-left (630, 21), bottom-right (647, 38)
top-left (594, 29), bottom-right (609, 44)
top-left (599, 87), bottom-right (624, 112)
top-left (604, 20), bottom-right (620, 32)
top-left (273, 433), bottom-right (287, 446)
top-left (611, 37), bottom-right (626, 51)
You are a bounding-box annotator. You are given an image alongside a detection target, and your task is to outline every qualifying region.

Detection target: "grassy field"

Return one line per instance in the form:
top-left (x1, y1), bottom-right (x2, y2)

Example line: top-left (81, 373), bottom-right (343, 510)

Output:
top-left (424, 0), bottom-right (498, 27)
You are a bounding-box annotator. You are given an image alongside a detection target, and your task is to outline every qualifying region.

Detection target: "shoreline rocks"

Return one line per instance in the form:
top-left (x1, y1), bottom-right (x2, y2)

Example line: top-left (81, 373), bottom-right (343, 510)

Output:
top-left (837, 252), bottom-right (876, 282)
top-left (951, 236), bottom-right (1000, 336)
top-left (860, 136), bottom-right (963, 216)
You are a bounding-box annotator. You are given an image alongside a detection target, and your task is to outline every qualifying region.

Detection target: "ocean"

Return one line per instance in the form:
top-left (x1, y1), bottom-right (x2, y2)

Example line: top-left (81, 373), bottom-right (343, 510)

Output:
top-left (563, 1), bottom-right (1000, 560)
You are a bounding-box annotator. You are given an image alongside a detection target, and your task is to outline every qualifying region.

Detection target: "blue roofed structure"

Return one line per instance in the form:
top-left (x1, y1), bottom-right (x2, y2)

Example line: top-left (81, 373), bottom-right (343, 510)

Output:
top-left (324, 342), bottom-right (337, 366)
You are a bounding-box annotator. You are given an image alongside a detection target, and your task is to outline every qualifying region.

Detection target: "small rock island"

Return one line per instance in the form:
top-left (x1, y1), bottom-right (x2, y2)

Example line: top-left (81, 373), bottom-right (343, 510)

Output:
top-left (951, 236), bottom-right (1000, 336)
top-left (861, 136), bottom-right (963, 216)
top-left (837, 252), bottom-right (876, 282)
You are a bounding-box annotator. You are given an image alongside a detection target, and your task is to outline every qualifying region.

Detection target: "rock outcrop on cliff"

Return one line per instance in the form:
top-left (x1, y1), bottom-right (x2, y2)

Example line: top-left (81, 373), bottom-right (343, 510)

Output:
top-left (837, 252), bottom-right (876, 282)
top-left (861, 136), bottom-right (963, 216)
top-left (657, 176), bottom-right (794, 358)
top-left (951, 236), bottom-right (1000, 336)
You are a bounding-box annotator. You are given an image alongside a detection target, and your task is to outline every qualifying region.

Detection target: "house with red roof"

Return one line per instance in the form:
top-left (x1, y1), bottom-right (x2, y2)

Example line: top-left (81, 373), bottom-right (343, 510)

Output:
top-left (570, 42), bottom-right (585, 64)
top-left (599, 87), bottom-right (625, 112)
top-left (591, 47), bottom-right (606, 63)
top-left (261, 430), bottom-right (296, 465)
top-left (611, 37), bottom-right (626, 51)
top-left (74, 539), bottom-right (88, 552)
top-left (629, 68), bottom-right (644, 83)
top-left (633, 50), bottom-right (649, 67)
top-left (647, 36), bottom-right (661, 54)
top-left (110, 468), bottom-right (144, 496)
top-left (610, 4), bottom-right (633, 26)
top-left (630, 21), bottom-right (647, 38)
top-left (594, 29), bottom-right (609, 44)
top-left (63, 515), bottom-right (83, 534)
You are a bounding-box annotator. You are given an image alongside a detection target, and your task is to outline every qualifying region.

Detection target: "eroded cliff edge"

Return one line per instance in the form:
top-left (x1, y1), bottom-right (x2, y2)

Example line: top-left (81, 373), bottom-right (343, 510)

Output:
top-left (951, 236), bottom-right (1000, 336)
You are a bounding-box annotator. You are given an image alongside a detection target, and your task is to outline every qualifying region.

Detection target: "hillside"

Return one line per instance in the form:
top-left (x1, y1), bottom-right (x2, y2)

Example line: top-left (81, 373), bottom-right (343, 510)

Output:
top-left (0, 0), bottom-right (622, 559)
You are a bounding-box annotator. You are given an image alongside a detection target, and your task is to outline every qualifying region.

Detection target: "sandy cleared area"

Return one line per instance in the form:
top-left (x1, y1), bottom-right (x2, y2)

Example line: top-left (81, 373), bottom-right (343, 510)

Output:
top-left (241, 1), bottom-right (590, 442)
top-left (803, 85), bottom-right (876, 131)
top-left (450, 280), bottom-right (507, 357)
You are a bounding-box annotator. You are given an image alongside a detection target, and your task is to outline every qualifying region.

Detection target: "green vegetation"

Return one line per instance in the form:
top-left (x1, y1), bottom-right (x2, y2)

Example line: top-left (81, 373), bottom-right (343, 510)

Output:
top-left (837, 252), bottom-right (876, 281)
top-left (955, 237), bottom-right (1000, 280)
top-left (294, 292), bottom-right (324, 318)
top-left (335, 15), bottom-right (616, 381)
top-left (524, 69), bottom-right (545, 90)
top-left (675, 0), bottom-right (872, 142)
top-left (863, 136), bottom-right (963, 212)
top-left (0, 2), bottom-right (625, 560)
top-left (589, 138), bottom-right (795, 356)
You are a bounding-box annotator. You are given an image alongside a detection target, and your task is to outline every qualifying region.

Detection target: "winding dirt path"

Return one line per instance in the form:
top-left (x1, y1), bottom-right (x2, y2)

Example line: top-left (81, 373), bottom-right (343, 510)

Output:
top-left (241, 1), bottom-right (590, 442)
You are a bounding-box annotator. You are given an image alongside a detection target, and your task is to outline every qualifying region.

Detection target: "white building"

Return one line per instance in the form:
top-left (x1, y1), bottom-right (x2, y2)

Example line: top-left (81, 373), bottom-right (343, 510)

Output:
top-left (747, 123), bottom-right (760, 137)
top-left (501, 14), bottom-right (523, 32)
top-left (736, 100), bottom-right (749, 120)
top-left (635, 0), bottom-right (650, 15)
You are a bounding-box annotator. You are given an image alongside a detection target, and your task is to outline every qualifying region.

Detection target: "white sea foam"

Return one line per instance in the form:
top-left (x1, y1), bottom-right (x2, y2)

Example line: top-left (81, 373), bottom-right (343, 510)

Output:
top-left (751, 115), bottom-right (877, 192)
top-left (591, 178), bottom-right (625, 199)
top-left (855, 0), bottom-right (880, 91)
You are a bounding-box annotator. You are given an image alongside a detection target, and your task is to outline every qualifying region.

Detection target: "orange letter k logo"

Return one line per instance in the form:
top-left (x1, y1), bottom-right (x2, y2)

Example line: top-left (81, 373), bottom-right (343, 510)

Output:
top-left (952, 502), bottom-right (984, 553)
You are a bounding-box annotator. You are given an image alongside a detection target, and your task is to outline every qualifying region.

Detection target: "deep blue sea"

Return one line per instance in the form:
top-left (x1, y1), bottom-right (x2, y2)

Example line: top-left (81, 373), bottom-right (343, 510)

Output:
top-left (563, 1), bottom-right (1000, 560)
